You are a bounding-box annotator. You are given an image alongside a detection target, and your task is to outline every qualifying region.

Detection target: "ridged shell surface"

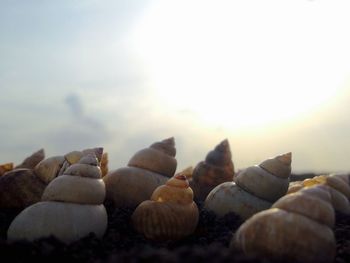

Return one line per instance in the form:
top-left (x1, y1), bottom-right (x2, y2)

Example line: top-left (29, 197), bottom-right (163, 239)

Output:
top-left (232, 185), bottom-right (336, 263)
top-left (132, 173), bottom-right (199, 240)
top-left (7, 153), bottom-right (107, 243)
top-left (205, 153), bottom-right (291, 219)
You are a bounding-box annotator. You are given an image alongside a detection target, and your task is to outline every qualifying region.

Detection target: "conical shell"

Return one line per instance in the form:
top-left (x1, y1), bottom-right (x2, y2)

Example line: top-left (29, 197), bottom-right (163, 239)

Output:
top-left (104, 137), bottom-right (177, 208)
top-left (235, 152), bottom-right (291, 202)
top-left (232, 184), bottom-right (336, 263)
top-left (132, 174), bottom-right (199, 240)
top-left (191, 139), bottom-right (234, 201)
top-left (42, 154), bottom-right (104, 204)
top-left (7, 153), bottom-right (108, 243)
top-left (15, 149), bottom-right (45, 169)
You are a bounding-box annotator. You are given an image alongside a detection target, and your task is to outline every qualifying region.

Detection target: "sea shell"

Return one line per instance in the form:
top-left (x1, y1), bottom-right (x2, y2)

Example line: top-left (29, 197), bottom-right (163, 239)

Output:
top-left (287, 174), bottom-right (350, 214)
top-left (7, 153), bottom-right (107, 244)
top-left (132, 172), bottom-right (199, 240)
top-left (104, 137), bottom-right (177, 208)
top-left (0, 162), bottom-right (13, 176)
top-left (205, 152), bottom-right (292, 219)
top-left (232, 184), bottom-right (336, 263)
top-left (15, 149), bottom-right (45, 169)
top-left (190, 139), bottom-right (234, 202)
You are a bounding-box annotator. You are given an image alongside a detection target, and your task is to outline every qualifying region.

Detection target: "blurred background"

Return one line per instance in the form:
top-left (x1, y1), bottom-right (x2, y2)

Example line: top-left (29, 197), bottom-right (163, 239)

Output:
top-left (1, 0), bottom-right (350, 173)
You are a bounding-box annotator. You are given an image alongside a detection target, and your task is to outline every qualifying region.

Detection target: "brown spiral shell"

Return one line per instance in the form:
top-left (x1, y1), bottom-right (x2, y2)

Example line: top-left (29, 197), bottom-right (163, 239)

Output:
top-left (190, 139), bottom-right (234, 201)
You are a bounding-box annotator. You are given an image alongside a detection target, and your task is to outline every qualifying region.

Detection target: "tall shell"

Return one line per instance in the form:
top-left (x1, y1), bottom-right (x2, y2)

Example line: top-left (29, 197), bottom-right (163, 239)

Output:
top-left (104, 137), bottom-right (177, 208)
top-left (190, 139), bottom-right (234, 201)
top-left (232, 185), bottom-right (336, 263)
top-left (15, 149), bottom-right (45, 169)
top-left (205, 152), bottom-right (292, 219)
top-left (7, 153), bottom-right (108, 244)
top-left (132, 173), bottom-right (199, 240)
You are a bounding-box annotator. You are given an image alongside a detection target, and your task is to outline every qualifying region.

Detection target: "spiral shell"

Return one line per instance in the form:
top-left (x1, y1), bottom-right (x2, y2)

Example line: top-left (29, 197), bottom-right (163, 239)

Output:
top-left (205, 152), bottom-right (291, 219)
top-left (190, 139), bottom-right (234, 201)
top-left (232, 184), bottom-right (336, 263)
top-left (287, 173), bottom-right (350, 214)
top-left (132, 172), bottom-right (199, 240)
top-left (104, 137), bottom-right (177, 208)
top-left (7, 153), bottom-right (107, 244)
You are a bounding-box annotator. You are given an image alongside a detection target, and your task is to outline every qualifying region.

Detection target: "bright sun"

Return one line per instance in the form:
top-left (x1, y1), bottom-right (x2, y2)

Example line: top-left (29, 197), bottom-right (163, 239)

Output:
top-left (130, 1), bottom-right (346, 130)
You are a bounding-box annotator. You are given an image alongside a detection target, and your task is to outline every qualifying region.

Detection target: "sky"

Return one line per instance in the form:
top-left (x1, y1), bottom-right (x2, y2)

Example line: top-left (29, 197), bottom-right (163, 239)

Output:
top-left (1, 0), bottom-right (350, 174)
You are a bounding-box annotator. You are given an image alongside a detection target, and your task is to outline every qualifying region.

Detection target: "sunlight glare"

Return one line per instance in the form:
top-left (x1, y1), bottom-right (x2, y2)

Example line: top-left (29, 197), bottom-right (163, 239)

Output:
top-left (130, 1), bottom-right (347, 130)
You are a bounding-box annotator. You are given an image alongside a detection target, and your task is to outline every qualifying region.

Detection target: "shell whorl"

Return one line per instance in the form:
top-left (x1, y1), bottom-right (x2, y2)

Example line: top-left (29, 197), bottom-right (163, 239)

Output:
top-left (234, 152), bottom-right (292, 202)
top-left (150, 137), bottom-right (176, 157)
top-left (132, 172), bottom-right (199, 240)
top-left (41, 153), bottom-right (105, 205)
top-left (232, 184), bottom-right (336, 263)
top-left (127, 137), bottom-right (177, 178)
top-left (151, 174), bottom-right (193, 205)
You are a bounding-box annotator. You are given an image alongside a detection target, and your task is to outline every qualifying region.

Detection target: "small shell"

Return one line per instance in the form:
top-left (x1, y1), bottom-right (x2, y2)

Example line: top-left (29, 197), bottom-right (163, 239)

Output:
top-left (232, 185), bottom-right (336, 263)
top-left (132, 174), bottom-right (199, 240)
top-left (0, 162), bottom-right (13, 176)
top-left (191, 139), bottom-right (234, 201)
top-left (15, 149), bottom-right (45, 169)
top-left (104, 137), bottom-right (177, 208)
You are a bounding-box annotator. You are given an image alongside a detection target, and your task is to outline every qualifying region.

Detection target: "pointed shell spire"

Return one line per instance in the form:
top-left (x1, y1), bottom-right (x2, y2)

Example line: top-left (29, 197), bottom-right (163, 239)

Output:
top-left (128, 137), bottom-right (177, 177)
top-left (15, 148), bottom-right (45, 169)
top-left (191, 139), bottom-right (234, 201)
